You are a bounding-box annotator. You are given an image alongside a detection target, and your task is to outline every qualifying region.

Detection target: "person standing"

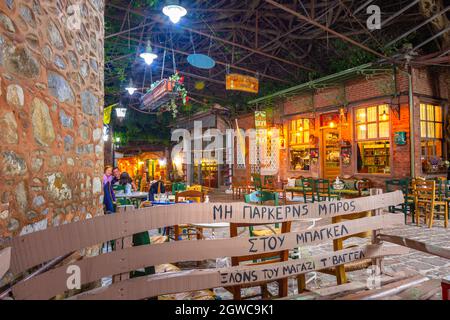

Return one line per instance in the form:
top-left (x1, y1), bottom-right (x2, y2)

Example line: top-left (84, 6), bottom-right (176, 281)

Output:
top-left (111, 167), bottom-right (121, 185)
top-left (103, 166), bottom-right (116, 214)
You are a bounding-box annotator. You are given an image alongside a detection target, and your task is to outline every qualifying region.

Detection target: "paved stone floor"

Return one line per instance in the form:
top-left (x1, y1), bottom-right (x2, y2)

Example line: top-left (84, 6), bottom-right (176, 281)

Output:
top-left (169, 190), bottom-right (450, 299)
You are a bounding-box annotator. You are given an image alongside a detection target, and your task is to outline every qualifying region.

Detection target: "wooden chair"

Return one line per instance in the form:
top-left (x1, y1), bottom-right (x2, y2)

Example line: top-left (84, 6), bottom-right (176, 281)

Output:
top-left (174, 190), bottom-right (205, 240)
top-left (300, 177), bottom-right (315, 203)
top-left (187, 184), bottom-right (202, 192)
top-left (227, 190), bottom-right (290, 300)
top-left (313, 179), bottom-right (339, 202)
top-left (172, 182), bottom-right (187, 194)
top-left (251, 174), bottom-right (263, 191)
top-left (413, 180), bottom-right (448, 228)
top-left (386, 178), bottom-right (415, 224)
top-left (232, 177), bottom-right (249, 200)
top-left (319, 211), bottom-right (374, 285)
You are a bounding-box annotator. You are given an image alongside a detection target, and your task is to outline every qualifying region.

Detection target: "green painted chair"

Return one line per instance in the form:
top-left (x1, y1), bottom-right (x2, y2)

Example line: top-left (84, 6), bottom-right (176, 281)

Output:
top-left (300, 178), bottom-right (315, 203)
top-left (251, 174), bottom-right (263, 191)
top-left (172, 182), bottom-right (186, 194)
top-left (244, 190), bottom-right (279, 236)
top-left (113, 184), bottom-right (125, 193)
top-left (116, 197), bottom-right (132, 206)
top-left (436, 179), bottom-right (450, 220)
top-left (313, 179), bottom-right (339, 202)
top-left (263, 175), bottom-right (275, 190)
top-left (386, 178), bottom-right (414, 224)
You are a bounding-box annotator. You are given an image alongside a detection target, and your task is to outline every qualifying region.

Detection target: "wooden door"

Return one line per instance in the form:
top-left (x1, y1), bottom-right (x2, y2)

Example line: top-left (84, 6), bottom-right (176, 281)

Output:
top-left (322, 129), bottom-right (341, 179)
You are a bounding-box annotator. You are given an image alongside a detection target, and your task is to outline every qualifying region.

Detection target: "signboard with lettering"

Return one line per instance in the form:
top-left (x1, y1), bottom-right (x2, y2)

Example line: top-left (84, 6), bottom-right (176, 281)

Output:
top-left (226, 74), bottom-right (259, 93)
top-left (255, 111), bottom-right (267, 129)
top-left (7, 191), bottom-right (407, 300)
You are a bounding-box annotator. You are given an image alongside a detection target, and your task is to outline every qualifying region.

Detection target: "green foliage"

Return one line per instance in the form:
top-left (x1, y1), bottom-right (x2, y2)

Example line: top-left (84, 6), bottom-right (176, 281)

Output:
top-left (132, 0), bottom-right (160, 8)
top-left (328, 39), bottom-right (376, 74)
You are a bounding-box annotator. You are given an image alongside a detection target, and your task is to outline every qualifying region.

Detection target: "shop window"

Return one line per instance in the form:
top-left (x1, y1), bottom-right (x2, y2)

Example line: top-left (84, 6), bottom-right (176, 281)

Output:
top-left (289, 119), bottom-right (313, 170)
top-left (355, 105), bottom-right (390, 174)
top-left (420, 104), bottom-right (445, 173)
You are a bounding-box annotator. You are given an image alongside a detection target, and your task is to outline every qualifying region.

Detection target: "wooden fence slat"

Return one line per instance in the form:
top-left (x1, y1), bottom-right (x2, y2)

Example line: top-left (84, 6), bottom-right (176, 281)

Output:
top-left (13, 214), bottom-right (403, 300)
top-left (6, 191), bottom-right (404, 275)
top-left (0, 247), bottom-right (11, 279)
top-left (69, 244), bottom-right (409, 300)
top-left (378, 233), bottom-right (450, 259)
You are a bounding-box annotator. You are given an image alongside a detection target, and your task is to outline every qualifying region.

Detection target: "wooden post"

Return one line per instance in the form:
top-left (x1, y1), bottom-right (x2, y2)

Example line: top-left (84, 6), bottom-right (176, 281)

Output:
top-left (370, 188), bottom-right (384, 274)
top-left (113, 206), bottom-right (133, 283)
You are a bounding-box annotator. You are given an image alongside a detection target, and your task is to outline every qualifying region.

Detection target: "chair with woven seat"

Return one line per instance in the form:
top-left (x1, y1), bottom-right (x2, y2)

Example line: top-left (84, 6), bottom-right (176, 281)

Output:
top-left (227, 190), bottom-right (290, 299)
top-left (313, 179), bottom-right (339, 202)
top-left (413, 179), bottom-right (448, 228)
top-left (173, 190), bottom-right (205, 241)
top-left (318, 211), bottom-right (374, 285)
top-left (300, 177), bottom-right (315, 203)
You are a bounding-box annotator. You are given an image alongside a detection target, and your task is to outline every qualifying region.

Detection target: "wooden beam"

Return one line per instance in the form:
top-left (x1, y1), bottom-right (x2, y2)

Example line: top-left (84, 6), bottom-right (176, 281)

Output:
top-left (112, 35), bottom-right (291, 83)
top-left (379, 233), bottom-right (450, 259)
top-left (264, 0), bottom-right (388, 59)
top-left (106, 3), bottom-right (314, 72)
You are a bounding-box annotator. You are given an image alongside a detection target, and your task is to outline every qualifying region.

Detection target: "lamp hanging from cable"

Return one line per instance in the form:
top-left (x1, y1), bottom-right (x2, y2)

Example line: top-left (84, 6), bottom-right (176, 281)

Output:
top-left (140, 40), bottom-right (158, 65)
top-left (115, 106), bottom-right (127, 119)
top-left (162, 0), bottom-right (187, 24)
top-left (125, 79), bottom-right (137, 95)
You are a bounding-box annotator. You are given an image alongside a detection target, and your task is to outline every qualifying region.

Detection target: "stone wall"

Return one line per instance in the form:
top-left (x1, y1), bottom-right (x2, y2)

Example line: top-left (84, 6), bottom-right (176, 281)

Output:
top-left (0, 1), bottom-right (104, 238)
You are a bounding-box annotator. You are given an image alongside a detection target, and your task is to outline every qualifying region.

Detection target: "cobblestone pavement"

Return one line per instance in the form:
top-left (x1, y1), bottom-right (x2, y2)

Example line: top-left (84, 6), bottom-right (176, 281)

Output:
top-left (157, 191), bottom-right (450, 299)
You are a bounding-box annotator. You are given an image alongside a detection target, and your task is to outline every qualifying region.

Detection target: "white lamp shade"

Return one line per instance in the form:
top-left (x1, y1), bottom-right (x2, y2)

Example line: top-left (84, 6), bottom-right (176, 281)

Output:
top-left (140, 52), bottom-right (158, 65)
top-left (162, 4), bottom-right (187, 24)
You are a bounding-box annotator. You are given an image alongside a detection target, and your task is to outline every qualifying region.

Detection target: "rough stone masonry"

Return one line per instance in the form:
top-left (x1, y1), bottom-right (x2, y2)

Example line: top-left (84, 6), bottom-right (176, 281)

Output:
top-left (0, 1), bottom-right (104, 239)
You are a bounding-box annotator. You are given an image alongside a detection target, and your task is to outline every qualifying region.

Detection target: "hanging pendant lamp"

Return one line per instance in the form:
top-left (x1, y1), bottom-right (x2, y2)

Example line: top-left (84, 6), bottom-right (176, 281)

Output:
top-left (162, 0), bottom-right (187, 24)
top-left (140, 41), bottom-right (158, 65)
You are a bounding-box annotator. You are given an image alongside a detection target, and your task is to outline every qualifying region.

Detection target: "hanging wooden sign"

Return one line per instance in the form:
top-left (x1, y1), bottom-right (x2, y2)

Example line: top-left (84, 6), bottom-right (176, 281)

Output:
top-left (226, 74), bottom-right (259, 93)
top-left (255, 111), bottom-right (267, 129)
top-left (140, 79), bottom-right (177, 111)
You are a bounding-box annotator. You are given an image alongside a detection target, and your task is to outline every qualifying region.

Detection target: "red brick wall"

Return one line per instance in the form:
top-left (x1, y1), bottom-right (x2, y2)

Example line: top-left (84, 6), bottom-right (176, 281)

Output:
top-left (278, 67), bottom-right (447, 187)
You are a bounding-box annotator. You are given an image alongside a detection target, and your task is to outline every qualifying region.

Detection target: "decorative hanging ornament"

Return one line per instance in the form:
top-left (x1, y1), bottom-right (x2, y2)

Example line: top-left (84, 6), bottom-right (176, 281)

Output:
top-left (140, 41), bottom-right (158, 65)
top-left (125, 79), bottom-right (137, 95)
top-left (195, 81), bottom-right (205, 90)
top-left (187, 54), bottom-right (215, 69)
top-left (162, 0), bottom-right (187, 24)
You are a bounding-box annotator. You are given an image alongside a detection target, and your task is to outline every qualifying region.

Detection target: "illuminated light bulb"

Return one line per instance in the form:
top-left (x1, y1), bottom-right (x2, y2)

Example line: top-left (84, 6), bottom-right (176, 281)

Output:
top-left (267, 129), bottom-right (273, 137)
top-left (329, 121), bottom-right (336, 128)
top-left (125, 79), bottom-right (137, 95)
top-left (299, 126), bottom-right (304, 132)
top-left (360, 125), bottom-right (367, 131)
top-left (162, 1), bottom-right (187, 24)
top-left (140, 41), bottom-right (158, 65)
top-left (115, 107), bottom-right (127, 119)
top-left (381, 110), bottom-right (388, 121)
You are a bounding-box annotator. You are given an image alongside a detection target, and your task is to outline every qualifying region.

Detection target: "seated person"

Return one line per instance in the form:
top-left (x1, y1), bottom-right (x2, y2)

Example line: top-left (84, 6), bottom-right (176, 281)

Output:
top-left (149, 176), bottom-right (165, 201)
top-left (119, 172), bottom-right (137, 194)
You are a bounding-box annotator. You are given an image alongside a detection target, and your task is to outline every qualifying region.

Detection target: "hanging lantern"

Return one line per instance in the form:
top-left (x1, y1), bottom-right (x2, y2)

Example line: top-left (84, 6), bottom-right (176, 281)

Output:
top-left (103, 125), bottom-right (109, 142)
top-left (115, 107), bottom-right (127, 119)
top-left (162, 0), bottom-right (187, 24)
top-left (125, 79), bottom-right (137, 95)
top-left (140, 41), bottom-right (158, 65)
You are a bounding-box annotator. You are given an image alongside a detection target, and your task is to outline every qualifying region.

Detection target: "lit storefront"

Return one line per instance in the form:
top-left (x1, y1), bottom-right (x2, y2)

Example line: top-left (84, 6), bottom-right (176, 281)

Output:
top-left (241, 63), bottom-right (449, 187)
